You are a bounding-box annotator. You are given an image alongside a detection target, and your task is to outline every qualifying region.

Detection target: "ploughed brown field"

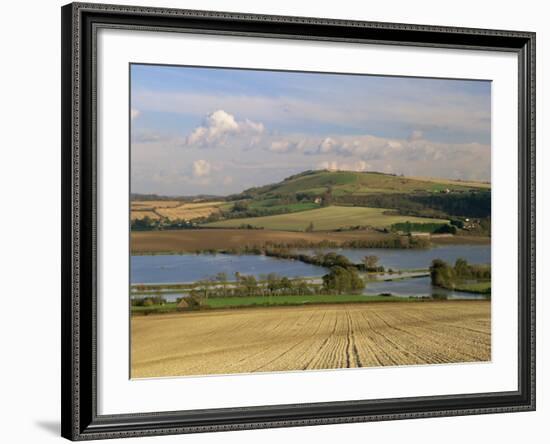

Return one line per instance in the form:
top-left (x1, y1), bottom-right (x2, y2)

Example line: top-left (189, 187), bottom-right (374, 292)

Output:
top-left (131, 228), bottom-right (391, 253)
top-left (131, 301), bottom-right (491, 378)
top-left (131, 228), bottom-right (489, 253)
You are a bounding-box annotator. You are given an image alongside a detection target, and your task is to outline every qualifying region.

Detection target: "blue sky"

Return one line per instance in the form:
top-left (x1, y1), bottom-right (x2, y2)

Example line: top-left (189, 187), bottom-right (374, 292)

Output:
top-left (131, 64), bottom-right (491, 196)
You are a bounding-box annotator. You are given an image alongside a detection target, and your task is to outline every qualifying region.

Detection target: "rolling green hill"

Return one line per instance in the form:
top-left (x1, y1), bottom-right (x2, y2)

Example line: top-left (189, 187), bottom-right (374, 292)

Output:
top-left (133, 170), bottom-right (490, 233)
top-left (233, 170), bottom-right (489, 201)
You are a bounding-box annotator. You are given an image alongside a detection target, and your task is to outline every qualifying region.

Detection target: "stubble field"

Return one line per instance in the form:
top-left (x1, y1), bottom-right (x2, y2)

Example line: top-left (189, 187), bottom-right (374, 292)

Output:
top-left (131, 200), bottom-right (224, 221)
top-left (131, 301), bottom-right (491, 378)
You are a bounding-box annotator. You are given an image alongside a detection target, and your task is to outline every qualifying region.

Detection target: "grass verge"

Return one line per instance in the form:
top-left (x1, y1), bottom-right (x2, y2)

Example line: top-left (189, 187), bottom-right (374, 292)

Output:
top-left (131, 294), bottom-right (413, 315)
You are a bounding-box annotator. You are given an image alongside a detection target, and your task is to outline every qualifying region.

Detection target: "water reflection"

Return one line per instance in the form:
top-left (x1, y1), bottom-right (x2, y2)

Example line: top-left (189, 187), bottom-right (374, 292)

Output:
top-left (364, 276), bottom-right (487, 300)
top-left (131, 244), bottom-right (491, 300)
top-left (296, 244), bottom-right (490, 270)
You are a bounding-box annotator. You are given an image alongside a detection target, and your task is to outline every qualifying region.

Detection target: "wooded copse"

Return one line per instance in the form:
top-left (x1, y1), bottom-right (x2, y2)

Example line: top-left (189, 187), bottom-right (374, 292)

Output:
top-left (429, 258), bottom-right (491, 290)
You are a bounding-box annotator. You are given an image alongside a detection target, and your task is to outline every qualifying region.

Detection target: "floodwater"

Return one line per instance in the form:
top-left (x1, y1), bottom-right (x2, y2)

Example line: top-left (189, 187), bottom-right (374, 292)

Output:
top-left (296, 244), bottom-right (490, 270)
top-left (131, 244), bottom-right (490, 299)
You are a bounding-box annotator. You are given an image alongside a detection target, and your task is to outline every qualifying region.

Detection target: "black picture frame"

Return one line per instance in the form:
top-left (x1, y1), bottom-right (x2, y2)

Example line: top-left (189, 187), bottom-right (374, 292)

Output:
top-left (61, 2), bottom-right (536, 440)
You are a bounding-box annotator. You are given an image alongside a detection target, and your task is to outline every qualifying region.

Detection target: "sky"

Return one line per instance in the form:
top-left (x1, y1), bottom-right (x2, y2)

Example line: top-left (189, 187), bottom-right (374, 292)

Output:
top-left (130, 64), bottom-right (491, 196)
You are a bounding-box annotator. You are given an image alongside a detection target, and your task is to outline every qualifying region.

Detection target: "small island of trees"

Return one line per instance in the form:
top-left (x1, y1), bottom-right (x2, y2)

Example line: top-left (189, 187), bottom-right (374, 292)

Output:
top-left (430, 258), bottom-right (491, 295)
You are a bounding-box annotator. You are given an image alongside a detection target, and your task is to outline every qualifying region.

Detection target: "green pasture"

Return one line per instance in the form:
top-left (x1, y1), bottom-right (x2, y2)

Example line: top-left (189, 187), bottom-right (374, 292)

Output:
top-left (204, 205), bottom-right (449, 231)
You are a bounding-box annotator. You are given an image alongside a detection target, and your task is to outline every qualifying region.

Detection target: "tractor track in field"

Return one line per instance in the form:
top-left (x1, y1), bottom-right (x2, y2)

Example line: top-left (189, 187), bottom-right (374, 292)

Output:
top-left (302, 314), bottom-right (336, 370)
top-left (131, 301), bottom-right (491, 378)
top-left (250, 311), bottom-right (320, 372)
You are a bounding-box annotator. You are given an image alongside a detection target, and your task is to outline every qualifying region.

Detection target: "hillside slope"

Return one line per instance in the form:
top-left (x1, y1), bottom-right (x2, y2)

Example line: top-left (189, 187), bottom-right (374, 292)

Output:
top-left (233, 170), bottom-right (489, 201)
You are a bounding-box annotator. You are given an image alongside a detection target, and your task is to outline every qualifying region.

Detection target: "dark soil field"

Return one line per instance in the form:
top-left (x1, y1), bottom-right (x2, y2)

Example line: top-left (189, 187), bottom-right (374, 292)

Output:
top-left (131, 229), bottom-right (489, 253)
top-left (131, 228), bottom-right (391, 253)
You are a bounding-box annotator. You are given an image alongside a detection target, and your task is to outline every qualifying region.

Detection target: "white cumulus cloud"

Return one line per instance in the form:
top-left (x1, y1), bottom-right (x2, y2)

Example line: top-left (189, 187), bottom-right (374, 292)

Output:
top-left (318, 160), bottom-right (371, 172)
top-left (186, 110), bottom-right (264, 147)
top-left (318, 137), bottom-right (337, 153)
top-left (269, 140), bottom-right (291, 153)
top-left (408, 130), bottom-right (424, 141)
top-left (131, 108), bottom-right (140, 120)
top-left (192, 159), bottom-right (212, 177)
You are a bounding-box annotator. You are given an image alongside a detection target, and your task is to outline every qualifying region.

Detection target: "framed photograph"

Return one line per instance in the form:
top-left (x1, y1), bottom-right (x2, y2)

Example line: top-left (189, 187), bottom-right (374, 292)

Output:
top-left (61, 2), bottom-right (536, 440)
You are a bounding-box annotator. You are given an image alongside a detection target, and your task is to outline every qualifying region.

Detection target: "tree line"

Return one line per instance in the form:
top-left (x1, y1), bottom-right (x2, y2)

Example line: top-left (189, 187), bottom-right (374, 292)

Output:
top-left (132, 258), bottom-right (369, 309)
top-left (335, 191), bottom-right (491, 218)
top-left (430, 258), bottom-right (491, 289)
top-left (188, 266), bottom-right (365, 303)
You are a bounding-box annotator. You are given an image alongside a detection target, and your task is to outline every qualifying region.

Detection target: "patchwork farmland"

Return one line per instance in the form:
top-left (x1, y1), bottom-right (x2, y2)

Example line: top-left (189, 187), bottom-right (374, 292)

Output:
top-left (130, 170), bottom-right (492, 378)
top-left (131, 200), bottom-right (225, 221)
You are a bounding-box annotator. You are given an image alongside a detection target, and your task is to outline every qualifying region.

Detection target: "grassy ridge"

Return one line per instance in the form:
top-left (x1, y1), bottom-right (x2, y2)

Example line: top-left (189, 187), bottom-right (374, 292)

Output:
top-left (205, 205), bottom-right (448, 231)
top-left (239, 170), bottom-right (489, 199)
top-left (248, 200), bottom-right (320, 213)
top-left (206, 294), bottom-right (406, 307)
top-left (453, 280), bottom-right (491, 294)
top-left (131, 294), bottom-right (410, 314)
